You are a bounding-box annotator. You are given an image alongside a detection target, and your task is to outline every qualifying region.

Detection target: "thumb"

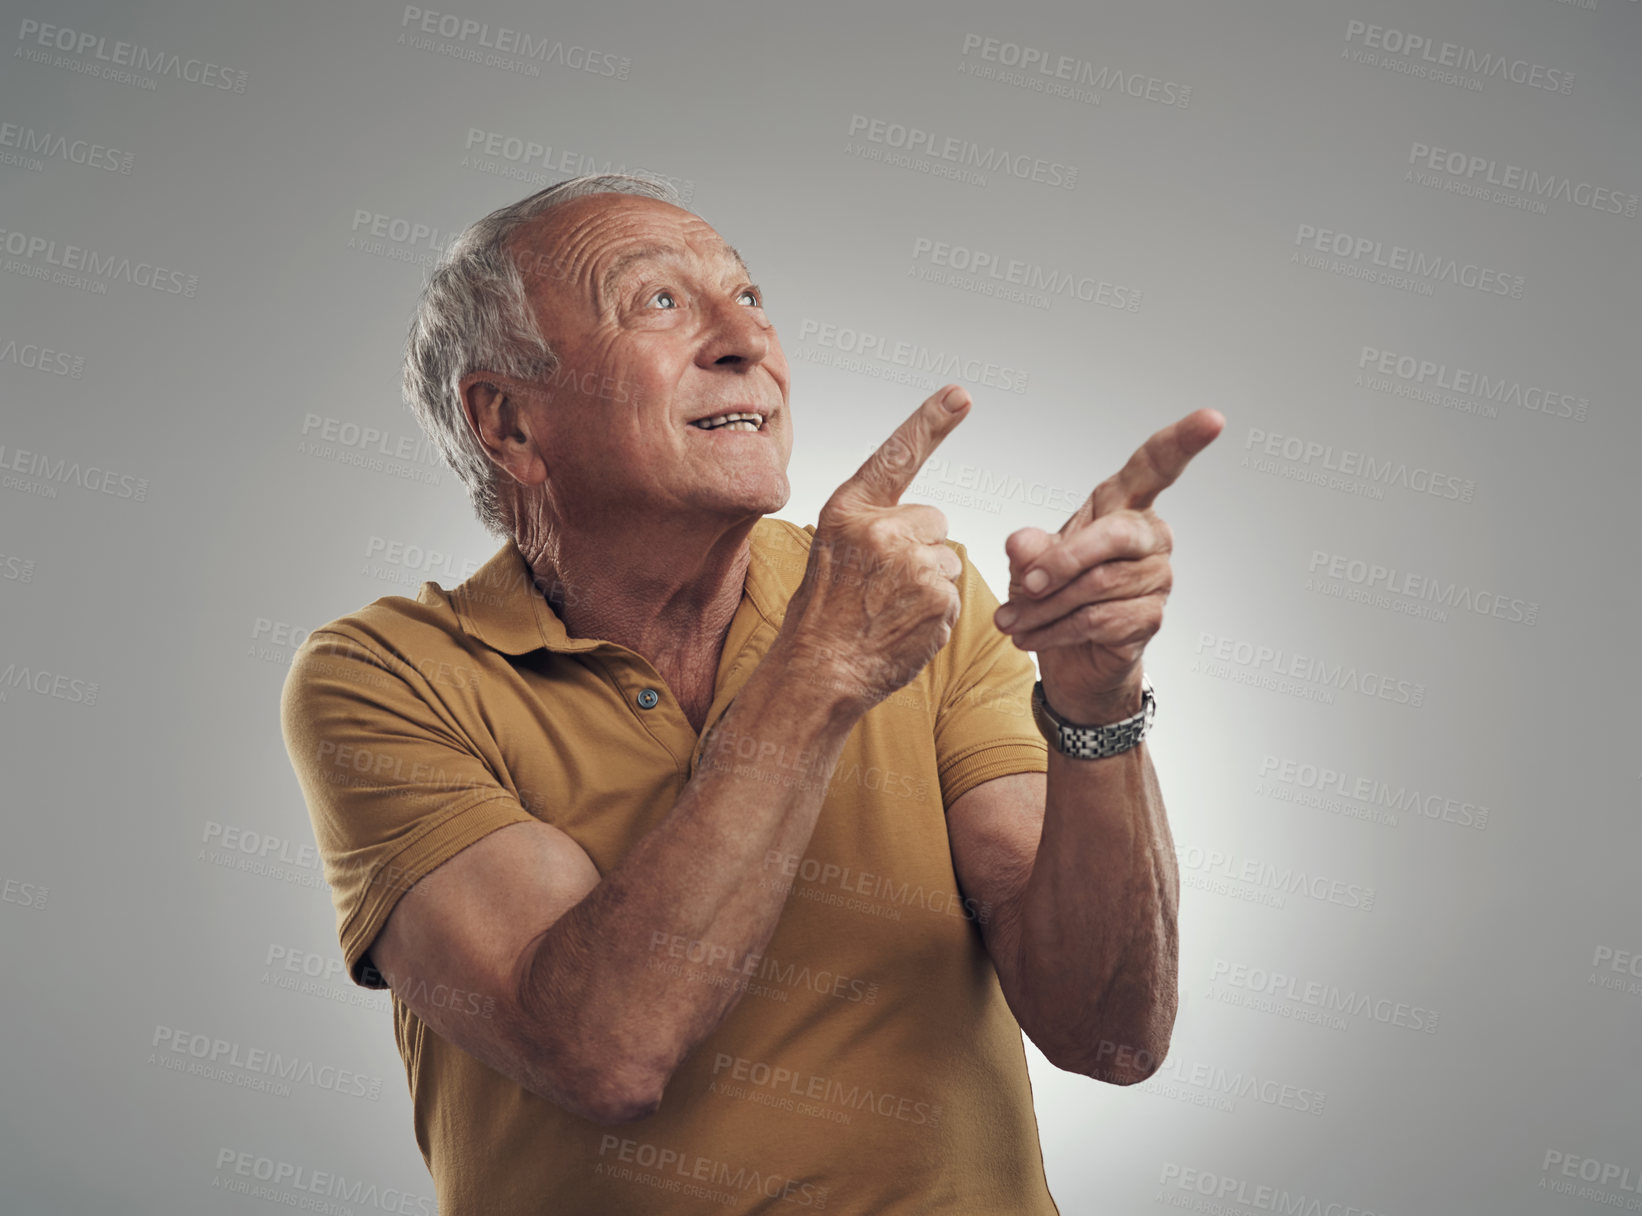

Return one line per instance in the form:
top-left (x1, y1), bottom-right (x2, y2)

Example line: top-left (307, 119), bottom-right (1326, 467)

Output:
top-left (1005, 527), bottom-right (1057, 576)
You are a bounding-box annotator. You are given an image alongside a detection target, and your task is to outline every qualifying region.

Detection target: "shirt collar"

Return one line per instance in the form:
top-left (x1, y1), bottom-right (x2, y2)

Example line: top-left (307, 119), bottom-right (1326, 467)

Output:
top-left (445, 517), bottom-right (810, 657)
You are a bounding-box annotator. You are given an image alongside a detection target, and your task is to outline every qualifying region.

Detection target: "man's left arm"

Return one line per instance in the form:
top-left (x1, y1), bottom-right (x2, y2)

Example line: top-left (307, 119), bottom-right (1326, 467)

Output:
top-left (946, 406), bottom-right (1224, 1086)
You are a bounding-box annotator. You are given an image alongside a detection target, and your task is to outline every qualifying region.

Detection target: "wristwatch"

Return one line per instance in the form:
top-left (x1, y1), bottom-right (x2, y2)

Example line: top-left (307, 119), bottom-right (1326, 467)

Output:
top-left (1030, 677), bottom-right (1156, 760)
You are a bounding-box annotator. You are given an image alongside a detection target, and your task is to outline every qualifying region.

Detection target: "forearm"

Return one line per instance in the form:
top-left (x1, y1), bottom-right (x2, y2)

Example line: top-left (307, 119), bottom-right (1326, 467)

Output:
top-left (963, 400), bottom-right (1218, 1082)
top-left (1003, 703), bottom-right (1179, 1083)
top-left (516, 639), bottom-right (861, 1115)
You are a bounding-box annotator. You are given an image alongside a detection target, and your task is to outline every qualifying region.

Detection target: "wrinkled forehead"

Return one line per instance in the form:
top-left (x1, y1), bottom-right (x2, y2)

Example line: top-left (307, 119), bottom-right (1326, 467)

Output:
top-left (508, 194), bottom-right (748, 302)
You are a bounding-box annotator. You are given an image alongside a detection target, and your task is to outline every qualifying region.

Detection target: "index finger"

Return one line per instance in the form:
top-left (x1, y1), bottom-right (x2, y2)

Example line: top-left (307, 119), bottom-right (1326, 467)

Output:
top-left (1091, 408), bottom-right (1225, 516)
top-left (835, 384), bottom-right (972, 509)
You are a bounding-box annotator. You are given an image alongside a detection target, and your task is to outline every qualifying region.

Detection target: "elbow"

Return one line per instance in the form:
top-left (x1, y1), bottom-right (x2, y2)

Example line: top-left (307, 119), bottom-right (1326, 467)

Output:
top-left (1044, 1033), bottom-right (1171, 1086)
top-left (1065, 988), bottom-right (1179, 1085)
top-left (1082, 1050), bottom-right (1167, 1087)
top-left (531, 1054), bottom-right (670, 1125)
top-left (511, 943), bottom-right (675, 1124)
top-left (570, 1076), bottom-right (667, 1126)
top-left (523, 1026), bottom-right (674, 1126)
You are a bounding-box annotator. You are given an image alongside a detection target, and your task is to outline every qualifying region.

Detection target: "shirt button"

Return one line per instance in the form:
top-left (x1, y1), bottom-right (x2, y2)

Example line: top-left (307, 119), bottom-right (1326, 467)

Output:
top-left (636, 688), bottom-right (660, 710)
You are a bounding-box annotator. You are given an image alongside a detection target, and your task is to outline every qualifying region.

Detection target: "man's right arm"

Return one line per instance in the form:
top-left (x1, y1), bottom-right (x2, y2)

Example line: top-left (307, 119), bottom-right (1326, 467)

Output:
top-left (366, 384), bottom-right (974, 1125)
top-left (369, 643), bottom-right (859, 1125)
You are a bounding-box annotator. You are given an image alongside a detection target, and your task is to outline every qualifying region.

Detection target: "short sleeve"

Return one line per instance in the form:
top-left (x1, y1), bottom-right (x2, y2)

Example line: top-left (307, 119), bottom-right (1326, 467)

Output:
top-left (931, 540), bottom-right (1049, 810)
top-left (279, 628), bottom-right (538, 988)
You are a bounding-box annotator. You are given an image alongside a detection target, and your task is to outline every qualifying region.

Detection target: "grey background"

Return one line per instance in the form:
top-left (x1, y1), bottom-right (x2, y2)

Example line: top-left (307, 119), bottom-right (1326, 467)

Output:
top-left (1, 0), bottom-right (1637, 1211)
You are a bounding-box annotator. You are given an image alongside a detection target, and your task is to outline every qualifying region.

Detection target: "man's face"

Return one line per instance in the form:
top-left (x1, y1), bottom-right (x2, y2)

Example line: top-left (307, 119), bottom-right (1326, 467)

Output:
top-left (504, 193), bottom-right (793, 533)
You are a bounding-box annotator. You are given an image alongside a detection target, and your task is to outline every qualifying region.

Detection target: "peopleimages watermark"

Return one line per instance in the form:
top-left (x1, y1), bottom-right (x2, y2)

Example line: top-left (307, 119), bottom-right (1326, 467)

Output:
top-left (261, 945), bottom-right (394, 1016)
top-left (13, 19), bottom-right (248, 93)
top-left (201, 820), bottom-right (322, 872)
top-left (0, 441), bottom-right (148, 503)
top-left (0, 658), bottom-right (99, 707)
top-left (1539, 1149), bottom-right (1642, 1206)
top-left (1354, 344), bottom-right (1589, 423)
top-left (360, 963), bottom-right (495, 1019)
top-left (0, 226), bottom-right (197, 297)
top-left (362, 535), bottom-right (486, 590)
top-left (199, 815), bottom-right (432, 903)
top-left (211, 1147), bottom-right (434, 1215)
top-left (799, 318), bottom-right (1030, 394)
top-left (460, 127), bottom-right (694, 200)
top-left (1148, 1053), bottom-right (1327, 1117)
top-left (0, 550), bottom-right (37, 583)
top-left (0, 121), bottom-right (132, 173)
top-left (1193, 631), bottom-right (1427, 709)
top-left (298, 410), bottom-right (444, 485)
top-left (247, 616), bottom-right (328, 667)
top-left (1177, 844), bottom-right (1375, 913)
top-left (1341, 18), bottom-right (1574, 95)
top-left (261, 946), bottom-right (352, 988)
top-left (271, 629), bottom-right (483, 696)
top-left (346, 208), bottom-right (457, 273)
top-left (1292, 222), bottom-right (1524, 299)
top-left (762, 848), bottom-right (987, 923)
top-left (696, 720), bottom-right (933, 803)
top-left (1207, 957), bottom-right (1440, 1034)
top-left (1404, 141), bottom-right (1636, 219)
top-left (2, 876), bottom-right (48, 911)
top-left (958, 33), bottom-right (1193, 109)
top-left (844, 113), bottom-right (1076, 190)
top-left (594, 1133), bottom-right (829, 1208)
top-left (1255, 754), bottom-right (1490, 831)
top-left (1241, 426), bottom-right (1477, 505)
top-left (394, 6), bottom-right (631, 79)
top-left (1156, 1161), bottom-right (1384, 1215)
top-left (149, 1025), bottom-right (384, 1100)
top-left (0, 336), bottom-right (84, 378)
top-left (1306, 549), bottom-right (1539, 627)
top-left (909, 235), bottom-right (1143, 312)
top-left (709, 1052), bottom-right (941, 1128)
top-left (875, 443), bottom-right (1084, 519)
top-left (1588, 945), bottom-right (1642, 999)
top-left (647, 931), bottom-right (881, 1007)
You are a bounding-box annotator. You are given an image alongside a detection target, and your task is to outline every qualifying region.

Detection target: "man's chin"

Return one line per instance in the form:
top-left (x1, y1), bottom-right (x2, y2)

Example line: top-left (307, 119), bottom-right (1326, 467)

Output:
top-left (707, 482), bottom-right (790, 521)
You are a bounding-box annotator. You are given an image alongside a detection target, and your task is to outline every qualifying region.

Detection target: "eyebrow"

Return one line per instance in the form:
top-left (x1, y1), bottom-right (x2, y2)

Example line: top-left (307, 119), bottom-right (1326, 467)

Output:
top-left (598, 242), bottom-right (751, 302)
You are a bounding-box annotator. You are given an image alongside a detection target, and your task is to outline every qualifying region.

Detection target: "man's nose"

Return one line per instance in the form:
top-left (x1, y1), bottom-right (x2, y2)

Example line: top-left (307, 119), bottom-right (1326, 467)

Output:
top-left (696, 297), bottom-right (771, 369)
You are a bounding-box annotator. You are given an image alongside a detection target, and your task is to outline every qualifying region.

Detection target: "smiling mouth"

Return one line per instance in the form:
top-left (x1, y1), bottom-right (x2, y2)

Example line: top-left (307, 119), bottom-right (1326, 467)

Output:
top-left (689, 410), bottom-right (767, 433)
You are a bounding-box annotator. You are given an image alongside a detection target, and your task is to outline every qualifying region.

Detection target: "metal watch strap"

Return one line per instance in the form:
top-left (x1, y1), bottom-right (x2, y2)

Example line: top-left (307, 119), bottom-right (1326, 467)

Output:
top-left (1030, 677), bottom-right (1155, 760)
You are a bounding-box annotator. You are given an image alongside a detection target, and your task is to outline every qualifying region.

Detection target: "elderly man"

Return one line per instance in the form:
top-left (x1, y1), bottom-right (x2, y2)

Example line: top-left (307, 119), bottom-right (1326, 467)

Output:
top-left (281, 172), bottom-right (1222, 1214)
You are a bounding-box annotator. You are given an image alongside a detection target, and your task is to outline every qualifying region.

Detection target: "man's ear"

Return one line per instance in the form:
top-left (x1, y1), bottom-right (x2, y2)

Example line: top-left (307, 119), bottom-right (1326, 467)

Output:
top-left (459, 373), bottom-right (547, 488)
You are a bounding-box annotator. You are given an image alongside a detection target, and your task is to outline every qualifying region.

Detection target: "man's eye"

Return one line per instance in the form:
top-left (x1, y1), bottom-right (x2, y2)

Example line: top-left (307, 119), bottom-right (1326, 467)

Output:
top-left (737, 289), bottom-right (762, 307)
top-left (648, 290), bottom-right (677, 309)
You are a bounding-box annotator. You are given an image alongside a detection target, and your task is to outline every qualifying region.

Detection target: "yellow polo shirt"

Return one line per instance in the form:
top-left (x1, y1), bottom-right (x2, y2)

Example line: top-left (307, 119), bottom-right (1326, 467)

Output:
top-left (280, 515), bottom-right (1059, 1215)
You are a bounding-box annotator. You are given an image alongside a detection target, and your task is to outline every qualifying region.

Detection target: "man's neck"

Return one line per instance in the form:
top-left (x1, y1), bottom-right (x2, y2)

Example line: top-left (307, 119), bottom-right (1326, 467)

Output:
top-left (516, 507), bottom-right (760, 712)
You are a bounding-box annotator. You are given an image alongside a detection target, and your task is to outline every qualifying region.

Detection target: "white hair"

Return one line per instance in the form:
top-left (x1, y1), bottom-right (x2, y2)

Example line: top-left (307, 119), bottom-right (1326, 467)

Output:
top-left (401, 172), bottom-right (685, 538)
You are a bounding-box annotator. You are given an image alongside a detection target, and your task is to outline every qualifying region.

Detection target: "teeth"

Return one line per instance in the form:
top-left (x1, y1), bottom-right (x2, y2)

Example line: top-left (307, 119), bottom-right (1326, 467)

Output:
top-left (693, 411), bottom-right (764, 430)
